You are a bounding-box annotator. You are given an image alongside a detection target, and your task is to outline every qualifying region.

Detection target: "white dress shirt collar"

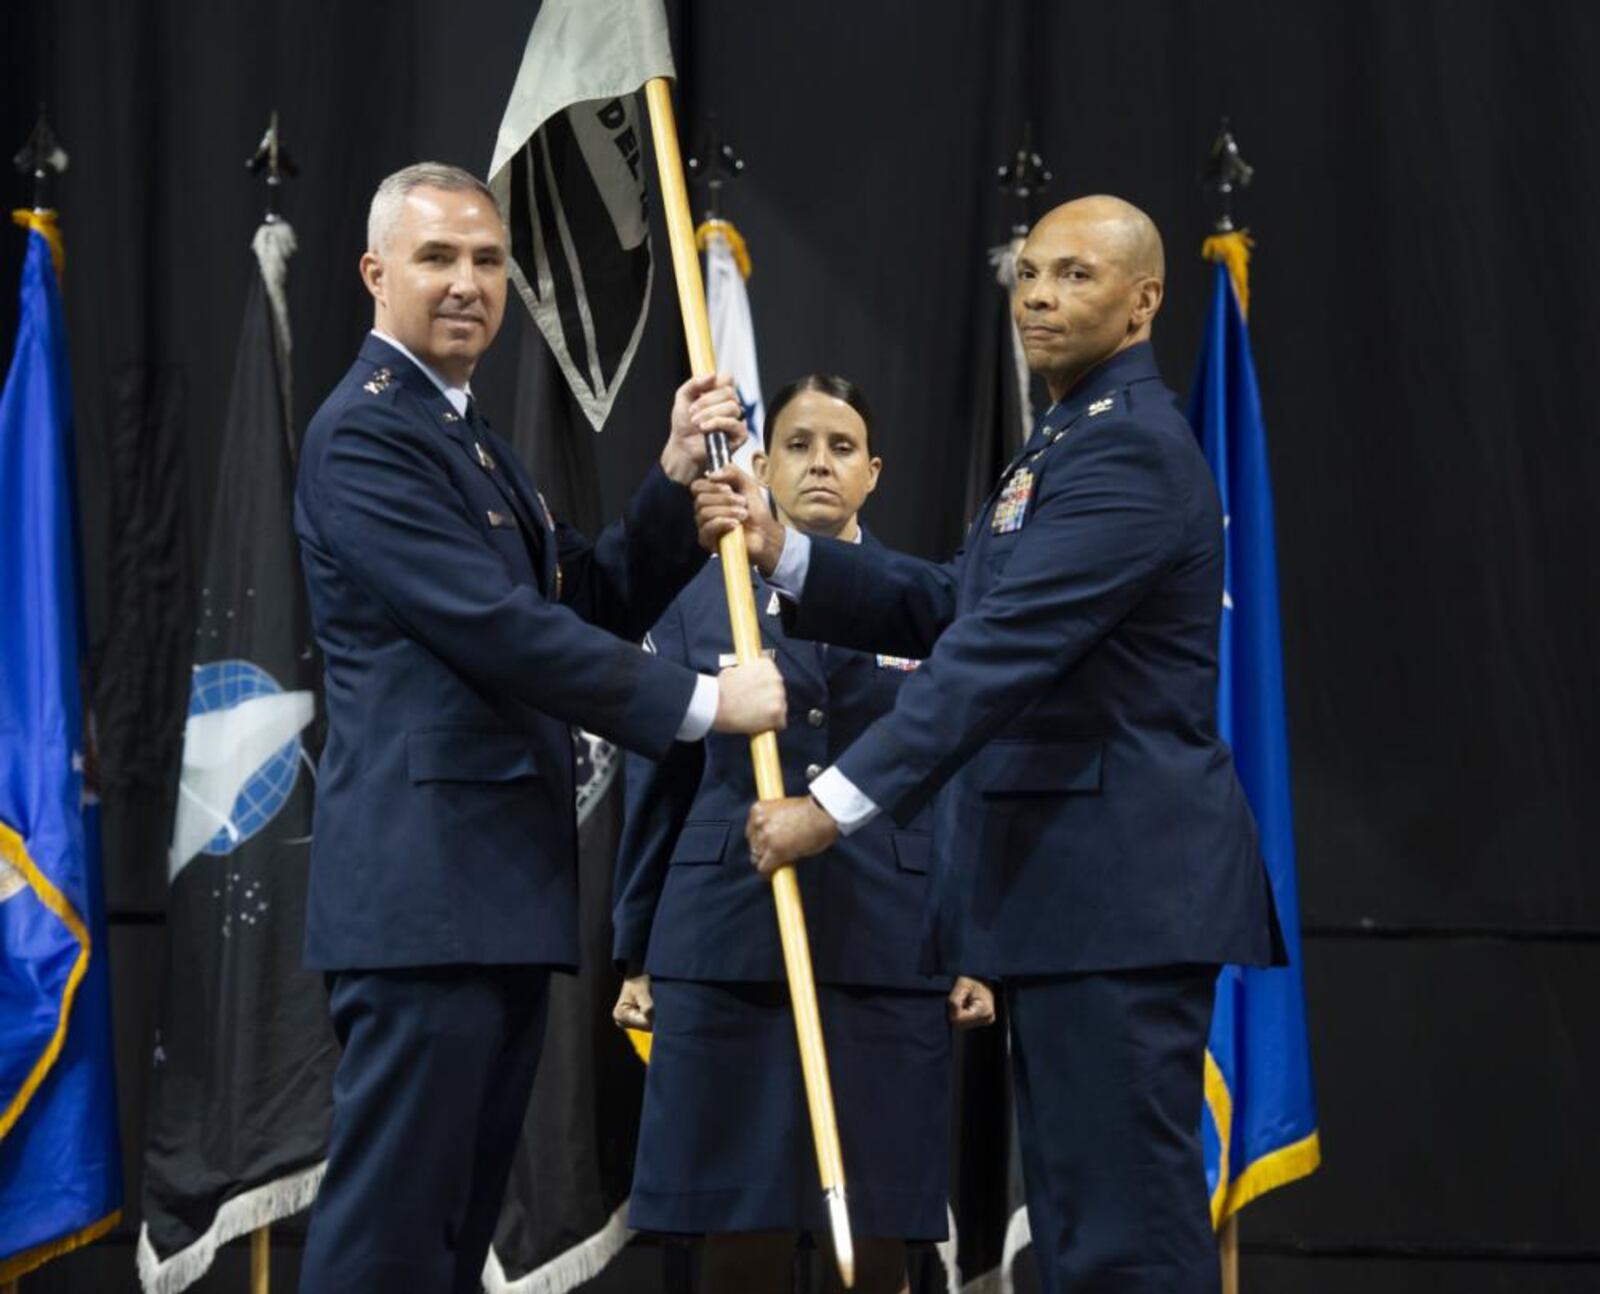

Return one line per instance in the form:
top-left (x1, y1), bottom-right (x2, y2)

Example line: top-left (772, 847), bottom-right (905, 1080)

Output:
top-left (371, 330), bottom-right (472, 416)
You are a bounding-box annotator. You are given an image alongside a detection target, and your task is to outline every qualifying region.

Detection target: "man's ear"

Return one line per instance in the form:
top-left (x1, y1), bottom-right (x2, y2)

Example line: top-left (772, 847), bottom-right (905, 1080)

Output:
top-left (359, 250), bottom-right (384, 305)
top-left (1131, 275), bottom-right (1164, 329)
top-left (752, 451), bottom-right (770, 486)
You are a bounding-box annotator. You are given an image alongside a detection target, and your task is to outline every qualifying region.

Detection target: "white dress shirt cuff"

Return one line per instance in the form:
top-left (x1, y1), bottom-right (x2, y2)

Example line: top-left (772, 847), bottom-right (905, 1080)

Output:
top-left (676, 673), bottom-right (721, 742)
top-left (766, 529), bottom-right (812, 597)
top-left (808, 765), bottom-right (880, 835)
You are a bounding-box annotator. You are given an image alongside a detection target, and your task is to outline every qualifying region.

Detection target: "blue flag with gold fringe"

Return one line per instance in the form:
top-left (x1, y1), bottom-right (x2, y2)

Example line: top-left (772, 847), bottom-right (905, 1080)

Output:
top-left (1188, 232), bottom-right (1321, 1227)
top-left (0, 211), bottom-right (123, 1281)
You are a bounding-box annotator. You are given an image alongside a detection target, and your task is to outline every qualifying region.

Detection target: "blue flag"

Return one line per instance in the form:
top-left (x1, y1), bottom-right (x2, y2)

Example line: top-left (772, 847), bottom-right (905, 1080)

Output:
top-left (1187, 237), bottom-right (1320, 1227)
top-left (0, 213), bottom-right (123, 1281)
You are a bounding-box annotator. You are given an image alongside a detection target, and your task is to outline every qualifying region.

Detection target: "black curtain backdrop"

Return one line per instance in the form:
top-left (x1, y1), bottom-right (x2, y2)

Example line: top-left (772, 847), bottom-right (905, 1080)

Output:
top-left (5, 2), bottom-right (1599, 1291)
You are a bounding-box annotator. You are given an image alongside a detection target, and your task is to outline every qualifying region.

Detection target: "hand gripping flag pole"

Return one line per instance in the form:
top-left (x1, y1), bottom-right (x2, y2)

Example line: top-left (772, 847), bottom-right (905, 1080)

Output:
top-left (642, 78), bottom-right (855, 1289)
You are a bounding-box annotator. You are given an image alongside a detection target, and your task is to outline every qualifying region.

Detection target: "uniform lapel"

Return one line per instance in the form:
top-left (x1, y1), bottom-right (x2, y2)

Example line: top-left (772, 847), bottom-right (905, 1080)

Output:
top-left (483, 421), bottom-right (562, 598)
top-left (362, 338), bottom-right (553, 591)
top-left (754, 569), bottom-right (826, 691)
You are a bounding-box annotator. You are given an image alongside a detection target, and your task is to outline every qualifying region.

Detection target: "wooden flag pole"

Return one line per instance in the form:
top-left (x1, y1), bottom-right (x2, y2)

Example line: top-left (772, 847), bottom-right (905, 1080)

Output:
top-left (642, 76), bottom-right (855, 1290)
top-left (250, 1226), bottom-right (270, 1294)
top-left (1220, 1215), bottom-right (1239, 1294)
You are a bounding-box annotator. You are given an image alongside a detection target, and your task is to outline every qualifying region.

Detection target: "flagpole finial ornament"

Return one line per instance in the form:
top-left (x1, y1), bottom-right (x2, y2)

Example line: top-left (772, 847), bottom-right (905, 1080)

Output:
top-left (996, 121), bottom-right (1051, 237)
top-left (687, 113), bottom-right (745, 222)
top-left (246, 111), bottom-right (298, 222)
top-left (1202, 118), bottom-right (1253, 234)
top-left (14, 105), bottom-right (69, 213)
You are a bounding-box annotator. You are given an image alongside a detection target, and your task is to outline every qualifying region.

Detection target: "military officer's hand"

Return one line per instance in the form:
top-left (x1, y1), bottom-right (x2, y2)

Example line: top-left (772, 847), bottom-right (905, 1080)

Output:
top-left (662, 373), bottom-right (748, 485)
top-left (712, 658), bottom-right (787, 734)
top-left (692, 467), bottom-right (786, 572)
top-left (746, 796), bottom-right (839, 876)
top-left (612, 974), bottom-right (654, 1032)
top-left (948, 976), bottom-right (997, 1030)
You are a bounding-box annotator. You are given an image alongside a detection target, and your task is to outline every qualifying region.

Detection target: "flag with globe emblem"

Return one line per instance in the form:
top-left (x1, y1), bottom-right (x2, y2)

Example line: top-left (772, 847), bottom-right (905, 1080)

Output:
top-left (138, 218), bottom-right (338, 1294)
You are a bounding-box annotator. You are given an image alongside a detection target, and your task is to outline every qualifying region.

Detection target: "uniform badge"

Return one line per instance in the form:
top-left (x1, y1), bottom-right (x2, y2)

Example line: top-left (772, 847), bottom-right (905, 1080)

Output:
top-left (766, 590), bottom-right (781, 617)
top-left (1088, 396), bottom-right (1115, 416)
top-left (535, 491), bottom-right (556, 532)
top-left (991, 467), bottom-right (1035, 534)
top-left (474, 441), bottom-right (496, 471)
top-left (875, 654), bottom-right (920, 672)
top-left (486, 509), bottom-right (515, 529)
top-left (362, 367), bottom-right (393, 395)
top-left (441, 410), bottom-right (461, 423)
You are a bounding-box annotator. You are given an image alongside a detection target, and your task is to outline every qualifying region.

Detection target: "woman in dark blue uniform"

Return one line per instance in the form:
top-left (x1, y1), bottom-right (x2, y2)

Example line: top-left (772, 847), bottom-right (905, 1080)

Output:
top-left (612, 375), bottom-right (994, 1294)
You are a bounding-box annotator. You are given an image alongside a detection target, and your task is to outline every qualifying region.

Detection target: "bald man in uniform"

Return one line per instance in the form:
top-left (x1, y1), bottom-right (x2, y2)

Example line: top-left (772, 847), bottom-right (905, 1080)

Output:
top-left (702, 196), bottom-right (1284, 1292)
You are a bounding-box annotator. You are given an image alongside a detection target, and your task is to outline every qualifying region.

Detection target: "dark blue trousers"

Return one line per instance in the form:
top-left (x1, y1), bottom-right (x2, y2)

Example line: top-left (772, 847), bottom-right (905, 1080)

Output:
top-left (1007, 967), bottom-right (1219, 1294)
top-left (299, 965), bottom-right (550, 1294)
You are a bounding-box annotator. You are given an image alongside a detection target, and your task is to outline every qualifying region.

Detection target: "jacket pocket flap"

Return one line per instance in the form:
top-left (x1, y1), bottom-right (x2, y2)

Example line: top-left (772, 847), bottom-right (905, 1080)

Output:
top-left (891, 831), bottom-right (932, 874)
top-left (670, 820), bottom-right (731, 865)
top-left (407, 729), bottom-right (539, 783)
top-left (980, 739), bottom-right (1103, 796)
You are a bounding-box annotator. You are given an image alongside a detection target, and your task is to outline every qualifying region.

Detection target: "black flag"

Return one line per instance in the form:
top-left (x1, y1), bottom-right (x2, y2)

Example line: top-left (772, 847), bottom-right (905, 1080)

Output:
top-left (486, 0), bottom-right (675, 431)
top-left (137, 220), bottom-right (336, 1293)
top-left (483, 321), bottom-right (647, 1294)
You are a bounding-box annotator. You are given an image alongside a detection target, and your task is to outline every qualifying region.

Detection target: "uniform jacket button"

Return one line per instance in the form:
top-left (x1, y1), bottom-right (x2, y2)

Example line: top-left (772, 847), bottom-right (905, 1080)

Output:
top-left (807, 708), bottom-right (826, 728)
top-left (805, 763), bottom-right (823, 782)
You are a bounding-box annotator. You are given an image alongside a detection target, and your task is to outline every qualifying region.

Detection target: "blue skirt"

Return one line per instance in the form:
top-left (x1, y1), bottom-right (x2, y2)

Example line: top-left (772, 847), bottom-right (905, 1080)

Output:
top-left (629, 979), bottom-right (952, 1240)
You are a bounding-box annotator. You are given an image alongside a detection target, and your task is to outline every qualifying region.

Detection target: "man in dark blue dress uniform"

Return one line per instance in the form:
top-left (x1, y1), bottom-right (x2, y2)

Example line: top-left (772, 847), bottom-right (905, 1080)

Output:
top-left (612, 375), bottom-right (995, 1293)
top-left (701, 196), bottom-right (1285, 1293)
top-left (292, 162), bottom-right (786, 1293)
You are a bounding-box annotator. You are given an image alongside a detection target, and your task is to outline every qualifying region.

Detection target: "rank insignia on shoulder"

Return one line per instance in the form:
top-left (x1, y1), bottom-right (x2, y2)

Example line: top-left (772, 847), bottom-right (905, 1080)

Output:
top-left (992, 467), bottom-right (1035, 534)
top-left (486, 509), bottom-right (515, 529)
top-left (1088, 396), bottom-right (1115, 416)
top-left (362, 367), bottom-right (393, 395)
top-left (474, 441), bottom-right (497, 471)
top-left (876, 654), bottom-right (921, 672)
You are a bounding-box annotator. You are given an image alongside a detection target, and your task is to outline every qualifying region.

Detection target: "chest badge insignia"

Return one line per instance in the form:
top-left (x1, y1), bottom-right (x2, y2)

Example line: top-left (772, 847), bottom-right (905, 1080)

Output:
top-left (766, 590), bottom-right (781, 617)
top-left (1088, 397), bottom-right (1115, 416)
top-left (474, 441), bottom-right (497, 471)
top-left (875, 654), bottom-right (920, 671)
top-left (991, 467), bottom-right (1035, 534)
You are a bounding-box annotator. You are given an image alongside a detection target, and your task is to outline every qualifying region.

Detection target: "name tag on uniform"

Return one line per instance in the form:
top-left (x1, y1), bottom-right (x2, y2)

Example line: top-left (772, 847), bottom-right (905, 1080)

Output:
top-left (486, 509), bottom-right (517, 530)
top-left (991, 468), bottom-right (1035, 534)
top-left (876, 654), bottom-right (920, 672)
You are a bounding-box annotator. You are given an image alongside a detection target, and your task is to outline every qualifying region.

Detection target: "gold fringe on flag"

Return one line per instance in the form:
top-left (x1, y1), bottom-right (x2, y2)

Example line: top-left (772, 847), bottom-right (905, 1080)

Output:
top-left (1201, 229), bottom-right (1253, 320)
top-left (693, 218), bottom-right (752, 279)
top-left (12, 208), bottom-right (65, 278)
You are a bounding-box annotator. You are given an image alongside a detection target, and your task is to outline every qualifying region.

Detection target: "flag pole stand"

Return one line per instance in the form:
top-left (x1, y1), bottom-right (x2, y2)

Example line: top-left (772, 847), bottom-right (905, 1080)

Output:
top-left (1220, 1215), bottom-right (1239, 1294)
top-left (642, 75), bottom-right (855, 1290)
top-left (250, 1226), bottom-right (270, 1294)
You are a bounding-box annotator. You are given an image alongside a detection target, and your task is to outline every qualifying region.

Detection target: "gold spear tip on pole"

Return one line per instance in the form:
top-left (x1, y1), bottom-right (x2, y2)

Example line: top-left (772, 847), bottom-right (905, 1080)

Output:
top-left (826, 1185), bottom-right (855, 1288)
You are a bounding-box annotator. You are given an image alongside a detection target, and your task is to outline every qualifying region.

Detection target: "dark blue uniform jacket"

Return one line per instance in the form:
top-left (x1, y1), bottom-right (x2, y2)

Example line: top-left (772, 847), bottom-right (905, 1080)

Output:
top-left (785, 344), bottom-right (1285, 978)
top-left (294, 334), bottom-right (705, 971)
top-left (613, 538), bottom-right (951, 990)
